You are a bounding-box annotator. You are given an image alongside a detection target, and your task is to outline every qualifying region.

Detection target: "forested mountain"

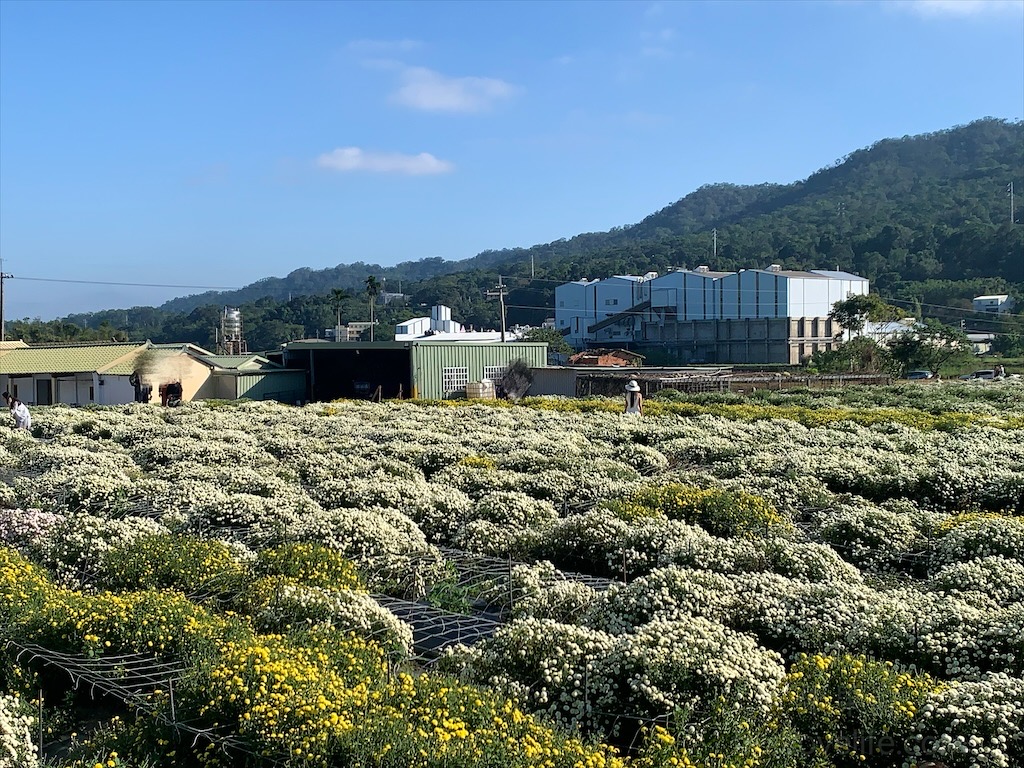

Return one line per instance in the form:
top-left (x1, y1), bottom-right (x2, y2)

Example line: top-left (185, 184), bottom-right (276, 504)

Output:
top-left (13, 118), bottom-right (1023, 350)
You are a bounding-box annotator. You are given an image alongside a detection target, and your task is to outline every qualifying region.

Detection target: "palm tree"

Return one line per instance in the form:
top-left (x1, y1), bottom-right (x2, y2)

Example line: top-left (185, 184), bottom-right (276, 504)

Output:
top-left (329, 288), bottom-right (349, 339)
top-left (365, 276), bottom-right (381, 341)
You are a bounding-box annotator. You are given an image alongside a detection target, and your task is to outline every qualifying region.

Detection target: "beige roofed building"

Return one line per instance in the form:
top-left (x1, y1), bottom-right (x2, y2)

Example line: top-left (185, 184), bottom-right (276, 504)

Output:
top-left (0, 341), bottom-right (307, 406)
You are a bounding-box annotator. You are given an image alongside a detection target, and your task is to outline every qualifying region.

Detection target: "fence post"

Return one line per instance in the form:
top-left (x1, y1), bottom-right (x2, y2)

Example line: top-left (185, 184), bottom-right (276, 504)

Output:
top-left (169, 678), bottom-right (176, 724)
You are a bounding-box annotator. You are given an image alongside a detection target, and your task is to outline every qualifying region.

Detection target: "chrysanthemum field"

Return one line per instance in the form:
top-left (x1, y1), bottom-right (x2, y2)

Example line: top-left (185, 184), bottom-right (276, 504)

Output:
top-left (1, 382), bottom-right (1022, 768)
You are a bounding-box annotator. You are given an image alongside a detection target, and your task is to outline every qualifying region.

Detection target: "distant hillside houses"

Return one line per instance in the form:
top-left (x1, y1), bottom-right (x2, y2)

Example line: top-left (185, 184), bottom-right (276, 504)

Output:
top-left (972, 294), bottom-right (1015, 314)
top-left (554, 265), bottom-right (868, 365)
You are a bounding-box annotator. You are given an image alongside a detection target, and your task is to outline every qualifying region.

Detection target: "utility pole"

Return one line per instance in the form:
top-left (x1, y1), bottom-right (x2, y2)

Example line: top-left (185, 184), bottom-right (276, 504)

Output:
top-left (0, 270), bottom-right (12, 343)
top-left (712, 228), bottom-right (717, 260)
top-left (486, 276), bottom-right (508, 342)
top-left (531, 253), bottom-right (535, 278)
top-left (1009, 182), bottom-right (1016, 225)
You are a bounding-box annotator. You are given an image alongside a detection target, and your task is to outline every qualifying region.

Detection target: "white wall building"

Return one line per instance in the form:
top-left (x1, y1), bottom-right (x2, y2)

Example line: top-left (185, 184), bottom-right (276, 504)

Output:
top-left (555, 266), bottom-right (869, 350)
top-left (972, 294), bottom-right (1015, 314)
top-left (395, 304), bottom-right (507, 342)
top-left (715, 267), bottom-right (869, 321)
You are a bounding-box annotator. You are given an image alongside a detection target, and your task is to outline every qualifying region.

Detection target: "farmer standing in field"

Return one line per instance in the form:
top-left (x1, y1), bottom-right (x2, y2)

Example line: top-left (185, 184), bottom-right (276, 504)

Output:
top-left (624, 379), bottom-right (643, 416)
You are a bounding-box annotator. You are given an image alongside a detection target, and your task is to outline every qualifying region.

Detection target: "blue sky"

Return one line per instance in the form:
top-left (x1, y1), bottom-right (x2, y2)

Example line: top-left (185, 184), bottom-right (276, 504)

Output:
top-left (1, 0), bottom-right (1022, 320)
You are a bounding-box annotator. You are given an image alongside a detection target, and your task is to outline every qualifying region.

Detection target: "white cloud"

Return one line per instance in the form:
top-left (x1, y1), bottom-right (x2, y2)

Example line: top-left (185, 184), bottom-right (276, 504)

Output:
top-left (391, 66), bottom-right (516, 112)
top-left (891, 0), bottom-right (1023, 17)
top-left (316, 147), bottom-right (454, 175)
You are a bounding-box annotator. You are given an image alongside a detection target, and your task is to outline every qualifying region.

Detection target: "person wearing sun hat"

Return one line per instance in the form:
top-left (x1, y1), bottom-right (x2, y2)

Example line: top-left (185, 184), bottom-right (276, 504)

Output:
top-left (624, 379), bottom-right (643, 416)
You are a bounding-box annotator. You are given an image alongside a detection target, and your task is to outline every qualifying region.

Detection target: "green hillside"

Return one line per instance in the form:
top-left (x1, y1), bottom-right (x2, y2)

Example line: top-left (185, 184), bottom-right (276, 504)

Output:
top-left (12, 117), bottom-right (1024, 349)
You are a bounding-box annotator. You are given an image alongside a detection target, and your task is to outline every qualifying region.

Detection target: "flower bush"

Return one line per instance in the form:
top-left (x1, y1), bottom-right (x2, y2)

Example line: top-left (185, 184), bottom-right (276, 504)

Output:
top-left (0, 692), bottom-right (38, 768)
top-left (97, 534), bottom-right (249, 600)
top-left (814, 501), bottom-right (926, 572)
top-left (618, 484), bottom-right (791, 539)
top-left (781, 653), bottom-right (938, 768)
top-left (929, 514), bottom-right (1024, 568)
top-left (908, 673), bottom-right (1024, 768)
top-left (928, 556), bottom-right (1024, 606)
top-left (240, 576), bottom-right (414, 654)
top-left (249, 540), bottom-right (359, 586)
top-left (611, 617), bottom-right (786, 717)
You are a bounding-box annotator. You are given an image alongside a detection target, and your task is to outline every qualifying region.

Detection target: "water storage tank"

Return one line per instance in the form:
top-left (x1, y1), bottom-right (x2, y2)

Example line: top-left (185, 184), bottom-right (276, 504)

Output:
top-left (223, 308), bottom-right (242, 337)
top-left (466, 380), bottom-right (496, 400)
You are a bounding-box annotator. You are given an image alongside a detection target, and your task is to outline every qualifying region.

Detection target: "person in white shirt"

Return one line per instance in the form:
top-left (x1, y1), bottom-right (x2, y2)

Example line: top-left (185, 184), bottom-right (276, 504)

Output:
top-left (2, 392), bottom-right (31, 430)
top-left (624, 379), bottom-right (643, 416)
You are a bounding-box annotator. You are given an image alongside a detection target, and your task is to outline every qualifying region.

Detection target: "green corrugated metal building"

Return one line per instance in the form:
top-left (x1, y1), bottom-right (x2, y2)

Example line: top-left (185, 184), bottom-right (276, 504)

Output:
top-left (283, 341), bottom-right (547, 401)
top-left (209, 369), bottom-right (308, 402)
top-left (188, 354), bottom-right (306, 403)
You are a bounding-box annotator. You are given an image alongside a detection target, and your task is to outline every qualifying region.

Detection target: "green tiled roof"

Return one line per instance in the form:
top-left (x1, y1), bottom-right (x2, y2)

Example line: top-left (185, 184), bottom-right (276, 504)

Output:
top-left (194, 354), bottom-right (275, 370)
top-left (0, 343), bottom-right (148, 375)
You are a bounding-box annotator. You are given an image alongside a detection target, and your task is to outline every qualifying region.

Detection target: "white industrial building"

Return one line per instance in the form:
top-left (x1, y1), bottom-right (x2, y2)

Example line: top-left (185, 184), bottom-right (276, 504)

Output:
top-left (395, 304), bottom-right (508, 342)
top-left (554, 266), bottom-right (869, 364)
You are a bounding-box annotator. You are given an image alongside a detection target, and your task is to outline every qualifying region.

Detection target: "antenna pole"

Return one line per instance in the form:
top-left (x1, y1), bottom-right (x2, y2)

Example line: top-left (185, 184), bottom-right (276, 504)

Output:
top-left (0, 270), bottom-right (13, 343)
top-left (712, 228), bottom-right (717, 259)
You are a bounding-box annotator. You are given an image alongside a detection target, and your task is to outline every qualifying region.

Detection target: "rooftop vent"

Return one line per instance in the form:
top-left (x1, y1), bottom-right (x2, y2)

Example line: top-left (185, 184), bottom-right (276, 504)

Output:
top-left (768, 264), bottom-right (782, 272)
top-left (695, 265), bottom-right (710, 273)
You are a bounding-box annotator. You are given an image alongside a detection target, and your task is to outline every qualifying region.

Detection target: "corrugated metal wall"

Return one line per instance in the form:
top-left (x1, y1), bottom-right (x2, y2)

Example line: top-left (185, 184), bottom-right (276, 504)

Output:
top-left (528, 367), bottom-right (579, 397)
top-left (410, 343), bottom-right (547, 399)
top-left (211, 371), bottom-right (308, 403)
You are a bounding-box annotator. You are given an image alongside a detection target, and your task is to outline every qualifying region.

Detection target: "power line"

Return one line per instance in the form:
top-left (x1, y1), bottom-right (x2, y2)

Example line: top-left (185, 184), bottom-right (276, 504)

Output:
top-left (879, 296), bottom-right (1022, 325)
top-left (13, 276), bottom-right (242, 290)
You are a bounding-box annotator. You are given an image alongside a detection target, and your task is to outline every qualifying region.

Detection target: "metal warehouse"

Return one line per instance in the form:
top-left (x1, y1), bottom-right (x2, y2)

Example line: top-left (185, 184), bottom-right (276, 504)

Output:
top-left (282, 341), bottom-right (547, 401)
